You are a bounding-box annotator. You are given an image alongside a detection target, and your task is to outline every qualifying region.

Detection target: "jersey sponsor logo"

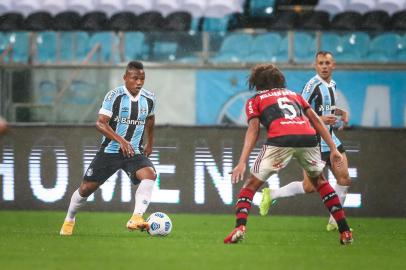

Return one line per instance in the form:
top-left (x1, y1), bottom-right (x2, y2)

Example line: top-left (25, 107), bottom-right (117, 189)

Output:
top-left (248, 100), bottom-right (254, 115)
top-left (280, 120), bottom-right (306, 125)
top-left (114, 116), bottom-right (145, 125)
top-left (318, 104), bottom-right (337, 112)
top-left (304, 79), bottom-right (316, 93)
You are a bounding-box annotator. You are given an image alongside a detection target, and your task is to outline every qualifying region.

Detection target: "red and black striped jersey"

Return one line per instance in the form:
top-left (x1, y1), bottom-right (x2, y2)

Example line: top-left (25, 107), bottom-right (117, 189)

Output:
top-left (246, 88), bottom-right (318, 147)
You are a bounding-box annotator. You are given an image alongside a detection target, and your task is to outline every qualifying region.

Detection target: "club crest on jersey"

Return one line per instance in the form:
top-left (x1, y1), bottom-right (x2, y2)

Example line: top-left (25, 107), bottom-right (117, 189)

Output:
top-left (140, 108), bottom-right (148, 114)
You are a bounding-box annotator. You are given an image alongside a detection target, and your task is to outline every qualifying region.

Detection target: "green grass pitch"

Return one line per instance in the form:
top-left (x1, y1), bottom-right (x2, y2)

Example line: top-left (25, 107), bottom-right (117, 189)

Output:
top-left (0, 211), bottom-right (405, 270)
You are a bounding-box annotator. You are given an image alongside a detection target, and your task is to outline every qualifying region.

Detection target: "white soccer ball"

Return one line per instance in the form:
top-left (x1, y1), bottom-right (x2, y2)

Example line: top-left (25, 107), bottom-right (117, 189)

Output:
top-left (146, 212), bottom-right (172, 236)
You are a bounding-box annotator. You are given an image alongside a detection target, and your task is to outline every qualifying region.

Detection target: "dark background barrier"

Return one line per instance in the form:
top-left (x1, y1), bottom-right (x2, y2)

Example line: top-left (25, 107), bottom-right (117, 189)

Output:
top-left (0, 126), bottom-right (405, 217)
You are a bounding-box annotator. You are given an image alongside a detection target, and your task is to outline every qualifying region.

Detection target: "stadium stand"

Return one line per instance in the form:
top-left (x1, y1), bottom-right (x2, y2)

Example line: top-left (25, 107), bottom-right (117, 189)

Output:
top-left (80, 11), bottom-right (109, 31)
top-left (0, 12), bottom-right (24, 31)
top-left (54, 11), bottom-right (82, 31)
top-left (330, 11), bottom-right (362, 30)
top-left (391, 10), bottom-right (406, 30)
top-left (23, 11), bottom-right (54, 31)
top-left (300, 10), bottom-right (330, 30)
top-left (360, 10), bottom-right (391, 31)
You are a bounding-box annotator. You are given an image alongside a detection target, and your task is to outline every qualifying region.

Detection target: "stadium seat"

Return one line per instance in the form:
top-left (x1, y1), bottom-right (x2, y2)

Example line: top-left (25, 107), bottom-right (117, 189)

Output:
top-left (270, 11), bottom-right (299, 30)
top-left (249, 0), bottom-right (276, 17)
top-left (123, 32), bottom-right (147, 61)
top-left (330, 11), bottom-right (362, 30)
top-left (66, 0), bottom-right (94, 15)
top-left (0, 12), bottom-right (25, 31)
top-left (81, 11), bottom-right (109, 31)
top-left (182, 0), bottom-right (207, 18)
top-left (36, 31), bottom-right (57, 63)
top-left (272, 35), bottom-right (289, 63)
top-left (294, 32), bottom-right (316, 63)
top-left (300, 10), bottom-right (330, 30)
top-left (39, 0), bottom-right (66, 15)
top-left (345, 0), bottom-right (376, 14)
top-left (97, 0), bottom-right (123, 17)
top-left (0, 0), bottom-right (13, 15)
top-left (36, 80), bottom-right (56, 105)
top-left (360, 10), bottom-right (391, 31)
top-left (109, 12), bottom-right (137, 31)
top-left (201, 16), bottom-right (230, 32)
top-left (135, 12), bottom-right (165, 31)
top-left (13, 0), bottom-right (40, 16)
top-left (211, 33), bottom-right (253, 63)
top-left (341, 32), bottom-right (370, 59)
top-left (245, 32), bottom-right (282, 63)
top-left (88, 32), bottom-right (119, 63)
top-left (375, 0), bottom-right (405, 16)
top-left (315, 0), bottom-right (346, 15)
top-left (10, 32), bottom-right (30, 63)
top-left (152, 41), bottom-right (178, 61)
top-left (123, 0), bottom-right (153, 15)
top-left (335, 50), bottom-right (362, 62)
top-left (367, 33), bottom-right (401, 62)
top-left (321, 33), bottom-right (343, 55)
top-left (23, 11), bottom-right (54, 31)
top-left (54, 11), bottom-right (81, 31)
top-left (163, 11), bottom-right (192, 31)
top-left (155, 0), bottom-right (181, 17)
top-left (205, 0), bottom-right (243, 18)
top-left (60, 31), bottom-right (90, 62)
top-left (390, 10), bottom-right (406, 30)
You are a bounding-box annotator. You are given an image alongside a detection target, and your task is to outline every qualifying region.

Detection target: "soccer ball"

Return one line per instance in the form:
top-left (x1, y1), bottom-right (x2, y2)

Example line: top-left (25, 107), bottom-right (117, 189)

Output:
top-left (146, 212), bottom-right (172, 236)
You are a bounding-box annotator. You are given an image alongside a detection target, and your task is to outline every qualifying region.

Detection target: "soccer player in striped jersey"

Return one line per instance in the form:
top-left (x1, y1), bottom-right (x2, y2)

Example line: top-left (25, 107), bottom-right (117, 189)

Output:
top-left (224, 64), bottom-right (353, 245)
top-left (60, 61), bottom-right (157, 236)
top-left (260, 51), bottom-right (352, 232)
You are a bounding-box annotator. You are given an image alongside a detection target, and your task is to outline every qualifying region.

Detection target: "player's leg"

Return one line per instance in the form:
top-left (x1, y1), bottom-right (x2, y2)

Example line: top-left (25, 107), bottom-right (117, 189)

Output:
top-left (224, 174), bottom-right (264, 244)
top-left (60, 152), bottom-right (118, 236)
top-left (325, 147), bottom-right (351, 231)
top-left (125, 155), bottom-right (157, 231)
top-left (297, 147), bottom-right (353, 244)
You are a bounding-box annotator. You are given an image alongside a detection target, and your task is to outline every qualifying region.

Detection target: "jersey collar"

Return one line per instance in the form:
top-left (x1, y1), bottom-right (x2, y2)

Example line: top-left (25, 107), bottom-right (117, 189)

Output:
top-left (123, 85), bottom-right (141, 102)
top-left (316, 74), bottom-right (335, 88)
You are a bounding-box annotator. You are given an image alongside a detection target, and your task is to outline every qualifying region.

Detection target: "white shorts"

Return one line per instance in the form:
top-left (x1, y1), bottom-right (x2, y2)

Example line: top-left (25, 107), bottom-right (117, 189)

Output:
top-left (250, 145), bottom-right (326, 181)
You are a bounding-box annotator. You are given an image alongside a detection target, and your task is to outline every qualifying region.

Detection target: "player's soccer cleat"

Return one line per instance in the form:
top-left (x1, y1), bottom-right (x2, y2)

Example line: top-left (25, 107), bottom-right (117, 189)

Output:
top-left (326, 222), bottom-right (339, 232)
top-left (126, 214), bottom-right (150, 231)
top-left (340, 230), bottom-right (353, 245)
top-left (60, 220), bottom-right (75, 236)
top-left (224, 225), bottom-right (246, 244)
top-left (259, 188), bottom-right (276, 216)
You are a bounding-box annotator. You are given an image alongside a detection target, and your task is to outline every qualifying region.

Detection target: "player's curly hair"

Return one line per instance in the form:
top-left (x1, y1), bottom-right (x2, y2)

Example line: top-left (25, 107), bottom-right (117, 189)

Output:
top-left (248, 64), bottom-right (286, 91)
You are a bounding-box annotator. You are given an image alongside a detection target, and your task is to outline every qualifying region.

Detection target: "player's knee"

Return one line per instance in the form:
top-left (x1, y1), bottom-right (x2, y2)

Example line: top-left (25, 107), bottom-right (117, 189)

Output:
top-left (79, 181), bottom-right (99, 197)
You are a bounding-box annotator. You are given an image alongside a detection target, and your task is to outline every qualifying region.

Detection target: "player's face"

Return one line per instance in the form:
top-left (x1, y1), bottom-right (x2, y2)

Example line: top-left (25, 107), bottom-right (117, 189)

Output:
top-left (124, 69), bottom-right (145, 96)
top-left (315, 54), bottom-right (335, 82)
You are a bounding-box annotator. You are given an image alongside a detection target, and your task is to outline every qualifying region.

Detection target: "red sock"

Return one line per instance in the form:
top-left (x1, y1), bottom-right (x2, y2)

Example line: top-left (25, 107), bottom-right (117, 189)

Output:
top-left (235, 188), bottom-right (255, 227)
top-left (318, 182), bottom-right (350, 233)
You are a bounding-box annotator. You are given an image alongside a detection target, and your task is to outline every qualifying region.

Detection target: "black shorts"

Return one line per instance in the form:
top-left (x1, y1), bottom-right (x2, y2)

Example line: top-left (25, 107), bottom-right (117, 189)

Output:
top-left (321, 144), bottom-right (346, 167)
top-left (83, 152), bottom-right (155, 185)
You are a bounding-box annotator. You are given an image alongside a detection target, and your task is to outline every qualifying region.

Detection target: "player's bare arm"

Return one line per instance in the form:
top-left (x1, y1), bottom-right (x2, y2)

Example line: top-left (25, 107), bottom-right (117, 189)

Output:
top-left (320, 114), bottom-right (338, 125)
top-left (305, 108), bottom-right (343, 167)
top-left (95, 114), bottom-right (135, 157)
top-left (231, 118), bottom-right (260, 184)
top-left (143, 115), bottom-right (155, 157)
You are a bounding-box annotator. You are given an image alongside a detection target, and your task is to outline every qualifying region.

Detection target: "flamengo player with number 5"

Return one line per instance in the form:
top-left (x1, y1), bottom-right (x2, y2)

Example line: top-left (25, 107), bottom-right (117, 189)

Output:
top-left (223, 64), bottom-right (353, 245)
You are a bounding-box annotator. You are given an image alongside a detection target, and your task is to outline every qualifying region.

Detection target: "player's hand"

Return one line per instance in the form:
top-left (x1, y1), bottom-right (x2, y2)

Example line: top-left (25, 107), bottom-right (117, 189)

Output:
top-left (321, 114), bottom-right (338, 125)
top-left (230, 163), bottom-right (246, 184)
top-left (143, 143), bottom-right (153, 157)
top-left (119, 139), bottom-right (135, 158)
top-left (340, 112), bottom-right (349, 129)
top-left (330, 149), bottom-right (343, 169)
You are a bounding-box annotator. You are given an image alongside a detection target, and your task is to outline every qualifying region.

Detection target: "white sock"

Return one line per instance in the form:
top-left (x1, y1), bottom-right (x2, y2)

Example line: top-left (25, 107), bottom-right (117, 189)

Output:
top-left (329, 184), bottom-right (350, 224)
top-left (65, 189), bottom-right (88, 222)
top-left (133, 179), bottom-right (155, 215)
top-left (271, 181), bottom-right (305, 200)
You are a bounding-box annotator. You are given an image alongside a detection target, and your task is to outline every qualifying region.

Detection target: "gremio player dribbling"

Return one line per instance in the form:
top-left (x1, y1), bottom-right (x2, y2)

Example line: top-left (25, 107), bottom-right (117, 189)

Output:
top-left (60, 61), bottom-right (157, 235)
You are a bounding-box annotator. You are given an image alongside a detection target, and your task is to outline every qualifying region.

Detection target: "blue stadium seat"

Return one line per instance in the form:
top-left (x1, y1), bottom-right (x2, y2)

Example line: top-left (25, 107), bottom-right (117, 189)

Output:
top-left (341, 32), bottom-right (370, 59)
top-left (335, 51), bottom-right (362, 63)
top-left (249, 0), bottom-right (276, 17)
top-left (36, 80), bottom-right (56, 105)
top-left (294, 32), bottom-right (316, 62)
top-left (152, 41), bottom-right (178, 61)
top-left (366, 33), bottom-right (401, 62)
top-left (273, 35), bottom-right (289, 62)
top-left (88, 32), bottom-right (119, 63)
top-left (245, 32), bottom-right (282, 62)
top-left (65, 80), bottom-right (93, 105)
top-left (36, 31), bottom-right (57, 63)
top-left (10, 31), bottom-right (29, 63)
top-left (321, 33), bottom-right (343, 55)
top-left (124, 32), bottom-right (147, 62)
top-left (202, 16), bottom-right (230, 33)
top-left (60, 31), bottom-right (90, 63)
top-left (211, 33), bottom-right (253, 63)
